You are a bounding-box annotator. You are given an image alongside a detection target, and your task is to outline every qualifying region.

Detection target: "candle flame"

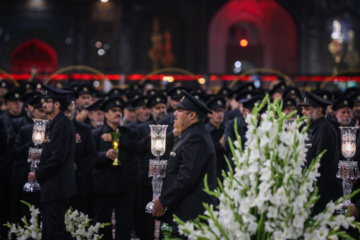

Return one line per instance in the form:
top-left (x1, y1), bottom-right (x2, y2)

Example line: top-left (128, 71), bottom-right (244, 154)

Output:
top-left (155, 140), bottom-right (162, 150)
top-left (35, 132), bottom-right (42, 141)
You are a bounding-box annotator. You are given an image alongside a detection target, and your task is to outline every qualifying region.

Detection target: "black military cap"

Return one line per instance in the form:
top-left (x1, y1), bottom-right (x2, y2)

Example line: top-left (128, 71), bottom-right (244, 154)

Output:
top-left (239, 95), bottom-right (264, 110)
top-left (77, 83), bottom-right (93, 96)
top-left (147, 89), bottom-right (157, 96)
top-left (93, 89), bottom-right (105, 99)
top-left (133, 96), bottom-right (148, 107)
top-left (217, 87), bottom-right (230, 97)
top-left (270, 82), bottom-right (287, 96)
top-left (35, 82), bottom-right (45, 91)
top-left (146, 92), bottom-right (167, 108)
top-left (22, 82), bottom-right (36, 91)
top-left (29, 95), bottom-right (46, 108)
top-left (43, 85), bottom-right (73, 100)
top-left (129, 83), bottom-right (143, 92)
top-left (126, 90), bottom-right (141, 100)
top-left (283, 87), bottom-right (302, 99)
top-left (167, 86), bottom-right (189, 100)
top-left (299, 91), bottom-right (332, 108)
top-left (282, 97), bottom-right (297, 110)
top-left (62, 87), bottom-right (79, 100)
top-left (191, 91), bottom-right (206, 103)
top-left (236, 90), bottom-right (260, 102)
top-left (314, 89), bottom-right (333, 102)
top-left (238, 82), bottom-right (256, 94)
top-left (206, 96), bottom-right (226, 110)
top-left (20, 91), bottom-right (42, 104)
top-left (100, 97), bottom-right (124, 112)
top-left (332, 97), bottom-right (354, 111)
top-left (350, 91), bottom-right (360, 103)
top-left (4, 87), bottom-right (24, 101)
top-left (174, 90), bottom-right (213, 117)
top-left (67, 82), bottom-right (80, 92)
top-left (0, 80), bottom-right (10, 89)
top-left (124, 99), bottom-right (136, 110)
top-left (86, 99), bottom-right (104, 111)
top-left (107, 88), bottom-right (124, 98)
top-left (342, 87), bottom-right (358, 98)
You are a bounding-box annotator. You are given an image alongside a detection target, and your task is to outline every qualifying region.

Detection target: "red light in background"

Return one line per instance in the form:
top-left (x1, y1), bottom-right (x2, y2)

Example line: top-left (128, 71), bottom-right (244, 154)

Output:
top-left (239, 39), bottom-right (248, 47)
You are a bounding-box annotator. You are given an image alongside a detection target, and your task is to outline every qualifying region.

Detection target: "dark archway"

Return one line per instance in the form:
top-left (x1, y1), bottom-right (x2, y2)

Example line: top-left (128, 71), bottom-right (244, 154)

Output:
top-left (10, 38), bottom-right (57, 73)
top-left (208, 0), bottom-right (297, 74)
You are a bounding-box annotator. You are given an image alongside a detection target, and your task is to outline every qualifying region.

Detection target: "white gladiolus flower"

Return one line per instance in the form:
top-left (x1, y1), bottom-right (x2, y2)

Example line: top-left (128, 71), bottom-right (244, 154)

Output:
top-left (174, 98), bottom-right (360, 240)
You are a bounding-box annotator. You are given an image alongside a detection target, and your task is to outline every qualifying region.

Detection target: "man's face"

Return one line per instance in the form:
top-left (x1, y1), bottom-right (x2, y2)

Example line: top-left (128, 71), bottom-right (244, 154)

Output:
top-left (89, 110), bottom-right (104, 127)
top-left (0, 88), bottom-right (8, 97)
top-left (76, 93), bottom-right (92, 109)
top-left (353, 102), bottom-right (360, 118)
top-left (336, 107), bottom-right (352, 126)
top-left (169, 98), bottom-right (181, 109)
top-left (301, 106), bottom-right (320, 123)
top-left (33, 107), bottom-right (47, 120)
top-left (7, 100), bottom-right (23, 116)
top-left (208, 108), bottom-right (225, 125)
top-left (151, 103), bottom-right (167, 121)
top-left (272, 92), bottom-right (282, 101)
top-left (64, 101), bottom-right (76, 120)
top-left (136, 105), bottom-right (150, 122)
top-left (283, 105), bottom-right (297, 116)
top-left (124, 108), bottom-right (136, 122)
top-left (43, 98), bottom-right (56, 116)
top-left (230, 98), bottom-right (240, 110)
top-left (173, 108), bottom-right (193, 132)
top-left (105, 107), bottom-right (122, 126)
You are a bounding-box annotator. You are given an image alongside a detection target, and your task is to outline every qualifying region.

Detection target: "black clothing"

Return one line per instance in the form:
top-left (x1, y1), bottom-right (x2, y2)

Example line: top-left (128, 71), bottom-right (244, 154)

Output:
top-left (0, 118), bottom-right (11, 238)
top-left (35, 112), bottom-right (77, 240)
top-left (12, 115), bottom-right (33, 134)
top-left (36, 112), bottom-right (77, 203)
top-left (70, 120), bottom-right (97, 215)
top-left (92, 122), bottom-right (136, 240)
top-left (11, 123), bottom-right (40, 225)
top-left (159, 121), bottom-right (218, 225)
top-left (40, 199), bottom-right (73, 240)
top-left (305, 117), bottom-right (342, 215)
top-left (224, 117), bottom-right (247, 153)
top-left (223, 108), bottom-right (241, 123)
top-left (205, 122), bottom-right (227, 181)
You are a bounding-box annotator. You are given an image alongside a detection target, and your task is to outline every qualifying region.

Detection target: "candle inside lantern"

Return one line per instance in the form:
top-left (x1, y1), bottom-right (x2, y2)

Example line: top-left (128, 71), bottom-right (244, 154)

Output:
top-left (35, 132), bottom-right (42, 141)
top-left (113, 141), bottom-right (118, 149)
top-left (346, 143), bottom-right (352, 152)
top-left (155, 140), bottom-right (163, 151)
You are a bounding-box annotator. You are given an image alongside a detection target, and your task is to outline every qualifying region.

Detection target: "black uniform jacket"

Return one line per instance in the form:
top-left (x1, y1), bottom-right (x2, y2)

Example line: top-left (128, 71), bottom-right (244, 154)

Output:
top-left (12, 123), bottom-right (34, 184)
top-left (305, 117), bottom-right (342, 214)
top-left (35, 112), bottom-right (77, 203)
top-left (92, 122), bottom-right (136, 195)
top-left (73, 120), bottom-right (97, 196)
top-left (205, 122), bottom-right (227, 180)
top-left (159, 121), bottom-right (218, 223)
top-left (0, 118), bottom-right (8, 176)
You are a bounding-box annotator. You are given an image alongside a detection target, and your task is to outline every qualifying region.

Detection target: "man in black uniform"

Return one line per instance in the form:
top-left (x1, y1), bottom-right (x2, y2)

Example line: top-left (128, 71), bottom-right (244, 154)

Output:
top-left (11, 95), bottom-right (47, 229)
top-left (205, 96), bottom-right (227, 182)
top-left (300, 91), bottom-right (342, 215)
top-left (28, 85), bottom-right (76, 240)
top-left (0, 87), bottom-right (24, 239)
top-left (92, 97), bottom-right (136, 240)
top-left (64, 91), bottom-right (97, 216)
top-left (152, 90), bottom-right (218, 239)
top-left (86, 99), bottom-right (104, 130)
top-left (0, 118), bottom-right (8, 239)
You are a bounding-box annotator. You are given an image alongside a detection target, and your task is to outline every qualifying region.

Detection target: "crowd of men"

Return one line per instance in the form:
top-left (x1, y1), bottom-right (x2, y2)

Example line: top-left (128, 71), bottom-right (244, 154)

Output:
top-left (1, 79), bottom-right (360, 239)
